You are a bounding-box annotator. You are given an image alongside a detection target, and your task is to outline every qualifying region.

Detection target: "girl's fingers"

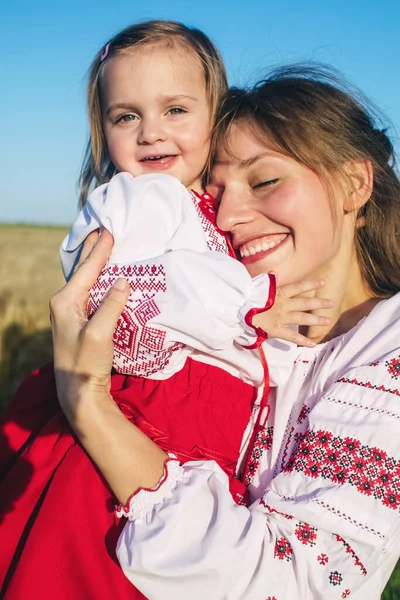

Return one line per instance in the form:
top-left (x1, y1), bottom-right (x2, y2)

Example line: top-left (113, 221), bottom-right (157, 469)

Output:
top-left (288, 311), bottom-right (331, 327)
top-left (68, 229), bottom-right (114, 293)
top-left (76, 230), bottom-right (100, 271)
top-left (275, 327), bottom-right (316, 348)
top-left (287, 296), bottom-right (334, 312)
top-left (278, 279), bottom-right (326, 298)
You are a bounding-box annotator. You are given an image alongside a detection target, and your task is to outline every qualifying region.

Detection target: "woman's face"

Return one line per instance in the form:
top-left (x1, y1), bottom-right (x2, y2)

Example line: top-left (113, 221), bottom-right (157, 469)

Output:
top-left (209, 122), bottom-right (347, 286)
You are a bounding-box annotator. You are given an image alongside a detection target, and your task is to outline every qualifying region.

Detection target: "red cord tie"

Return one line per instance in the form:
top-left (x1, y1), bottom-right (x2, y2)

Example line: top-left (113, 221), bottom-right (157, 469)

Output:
top-left (241, 273), bottom-right (277, 350)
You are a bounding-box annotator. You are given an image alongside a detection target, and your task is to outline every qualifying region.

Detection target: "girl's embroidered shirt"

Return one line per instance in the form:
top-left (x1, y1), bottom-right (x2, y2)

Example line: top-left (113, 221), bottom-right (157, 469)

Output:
top-left (60, 173), bottom-right (285, 386)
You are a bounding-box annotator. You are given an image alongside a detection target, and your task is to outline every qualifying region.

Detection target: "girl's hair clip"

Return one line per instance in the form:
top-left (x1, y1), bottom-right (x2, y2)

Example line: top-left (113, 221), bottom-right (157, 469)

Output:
top-left (100, 43), bottom-right (110, 63)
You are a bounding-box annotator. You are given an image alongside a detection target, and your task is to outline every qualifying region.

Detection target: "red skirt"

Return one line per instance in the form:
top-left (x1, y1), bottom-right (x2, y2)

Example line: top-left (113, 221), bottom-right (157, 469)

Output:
top-left (0, 359), bottom-right (255, 599)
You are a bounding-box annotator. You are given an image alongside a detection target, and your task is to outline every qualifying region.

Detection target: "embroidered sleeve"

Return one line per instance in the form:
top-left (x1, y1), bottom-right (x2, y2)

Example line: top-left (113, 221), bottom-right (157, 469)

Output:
top-left (61, 173), bottom-right (272, 381)
top-left (116, 353), bottom-right (400, 599)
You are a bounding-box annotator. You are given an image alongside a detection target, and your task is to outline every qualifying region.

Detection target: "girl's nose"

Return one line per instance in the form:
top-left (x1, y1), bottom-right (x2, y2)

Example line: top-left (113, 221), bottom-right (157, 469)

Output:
top-left (216, 187), bottom-right (253, 234)
top-left (137, 118), bottom-right (166, 145)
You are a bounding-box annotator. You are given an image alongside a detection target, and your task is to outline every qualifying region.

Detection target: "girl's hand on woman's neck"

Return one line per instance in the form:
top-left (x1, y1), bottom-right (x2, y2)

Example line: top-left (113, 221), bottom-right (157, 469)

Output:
top-left (301, 246), bottom-right (380, 344)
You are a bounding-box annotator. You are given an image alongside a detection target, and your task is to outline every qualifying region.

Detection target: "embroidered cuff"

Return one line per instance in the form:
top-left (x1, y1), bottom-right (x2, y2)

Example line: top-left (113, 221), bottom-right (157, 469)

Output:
top-left (115, 456), bottom-right (186, 522)
top-left (239, 273), bottom-right (277, 350)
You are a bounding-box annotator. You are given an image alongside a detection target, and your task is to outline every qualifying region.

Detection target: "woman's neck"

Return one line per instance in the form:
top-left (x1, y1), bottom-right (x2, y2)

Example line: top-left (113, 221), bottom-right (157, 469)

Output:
top-left (301, 248), bottom-right (381, 344)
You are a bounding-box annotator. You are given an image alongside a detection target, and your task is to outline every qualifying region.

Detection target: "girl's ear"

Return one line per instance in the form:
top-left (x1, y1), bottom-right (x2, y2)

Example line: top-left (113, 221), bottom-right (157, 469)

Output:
top-left (343, 160), bottom-right (373, 213)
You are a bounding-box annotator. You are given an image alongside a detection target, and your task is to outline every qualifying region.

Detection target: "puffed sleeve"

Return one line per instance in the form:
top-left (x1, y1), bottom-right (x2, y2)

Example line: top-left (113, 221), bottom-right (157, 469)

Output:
top-left (116, 343), bottom-right (400, 599)
top-left (60, 172), bottom-right (209, 278)
top-left (61, 172), bottom-right (275, 381)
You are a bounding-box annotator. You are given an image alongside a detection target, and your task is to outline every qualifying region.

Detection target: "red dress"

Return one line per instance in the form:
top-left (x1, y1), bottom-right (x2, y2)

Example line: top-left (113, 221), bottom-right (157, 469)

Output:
top-left (0, 359), bottom-right (256, 599)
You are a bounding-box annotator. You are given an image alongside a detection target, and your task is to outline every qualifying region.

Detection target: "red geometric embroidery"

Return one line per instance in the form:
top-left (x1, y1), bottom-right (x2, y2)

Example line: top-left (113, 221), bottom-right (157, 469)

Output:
top-left (329, 571), bottom-right (343, 586)
top-left (140, 326), bottom-right (166, 350)
top-left (317, 553), bottom-right (329, 565)
top-left (274, 537), bottom-right (293, 561)
top-left (337, 376), bottom-right (400, 397)
top-left (87, 263), bottom-right (184, 377)
top-left (342, 590), bottom-right (351, 598)
top-left (386, 356), bottom-right (400, 379)
top-left (133, 298), bottom-right (160, 325)
top-left (266, 597), bottom-right (277, 600)
top-left (284, 429), bottom-right (400, 511)
top-left (294, 521), bottom-right (317, 546)
top-left (297, 404), bottom-right (311, 425)
top-left (190, 191), bottom-right (229, 255)
top-left (334, 535), bottom-right (367, 576)
top-left (243, 426), bottom-right (273, 486)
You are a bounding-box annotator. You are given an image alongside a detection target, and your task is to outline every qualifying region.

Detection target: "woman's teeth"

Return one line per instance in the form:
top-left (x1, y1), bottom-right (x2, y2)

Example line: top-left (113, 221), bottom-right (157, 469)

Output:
top-left (239, 236), bottom-right (284, 258)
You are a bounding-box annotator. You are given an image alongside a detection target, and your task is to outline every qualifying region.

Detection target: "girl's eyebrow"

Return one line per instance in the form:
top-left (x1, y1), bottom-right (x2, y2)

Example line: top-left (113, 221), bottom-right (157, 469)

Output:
top-left (160, 94), bottom-right (198, 103)
top-left (107, 95), bottom-right (198, 115)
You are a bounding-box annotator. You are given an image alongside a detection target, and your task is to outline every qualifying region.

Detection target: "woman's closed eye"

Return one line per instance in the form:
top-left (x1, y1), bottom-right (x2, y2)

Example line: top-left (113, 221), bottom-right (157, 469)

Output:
top-left (253, 178), bottom-right (279, 190)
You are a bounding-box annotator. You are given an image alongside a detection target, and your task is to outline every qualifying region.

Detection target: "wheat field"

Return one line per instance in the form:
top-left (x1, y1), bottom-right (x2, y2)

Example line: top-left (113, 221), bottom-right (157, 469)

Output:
top-left (0, 224), bottom-right (398, 597)
top-left (0, 224), bottom-right (69, 408)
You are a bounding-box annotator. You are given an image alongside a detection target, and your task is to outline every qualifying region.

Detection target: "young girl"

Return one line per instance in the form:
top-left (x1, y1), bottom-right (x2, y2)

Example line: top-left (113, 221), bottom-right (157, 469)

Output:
top-left (0, 21), bottom-right (330, 600)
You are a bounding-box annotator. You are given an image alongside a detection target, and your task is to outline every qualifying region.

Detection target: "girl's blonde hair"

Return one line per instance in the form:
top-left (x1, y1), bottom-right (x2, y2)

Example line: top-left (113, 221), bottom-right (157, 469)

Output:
top-left (79, 20), bottom-right (227, 206)
top-left (212, 65), bottom-right (400, 299)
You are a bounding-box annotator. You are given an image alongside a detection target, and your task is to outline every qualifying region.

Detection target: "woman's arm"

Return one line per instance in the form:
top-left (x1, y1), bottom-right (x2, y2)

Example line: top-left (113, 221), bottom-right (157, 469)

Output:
top-left (51, 230), bottom-right (167, 503)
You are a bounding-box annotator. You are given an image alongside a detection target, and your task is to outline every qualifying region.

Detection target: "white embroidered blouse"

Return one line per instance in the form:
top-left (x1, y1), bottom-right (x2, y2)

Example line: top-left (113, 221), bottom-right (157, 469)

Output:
top-left (60, 172), bottom-right (273, 385)
top-left (116, 292), bottom-right (400, 599)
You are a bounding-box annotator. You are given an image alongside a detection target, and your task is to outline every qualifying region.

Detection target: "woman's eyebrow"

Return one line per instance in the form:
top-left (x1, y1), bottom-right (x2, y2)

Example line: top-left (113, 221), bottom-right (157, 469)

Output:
top-left (214, 154), bottom-right (268, 169)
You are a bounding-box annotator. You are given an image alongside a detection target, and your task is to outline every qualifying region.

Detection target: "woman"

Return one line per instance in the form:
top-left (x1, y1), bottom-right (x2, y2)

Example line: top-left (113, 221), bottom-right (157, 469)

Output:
top-left (39, 66), bottom-right (400, 598)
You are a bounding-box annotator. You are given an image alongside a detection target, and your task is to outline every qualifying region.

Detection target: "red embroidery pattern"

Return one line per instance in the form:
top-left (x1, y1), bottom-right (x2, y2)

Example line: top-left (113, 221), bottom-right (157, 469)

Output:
top-left (260, 502), bottom-right (294, 521)
top-left (325, 396), bottom-right (400, 422)
top-left (342, 590), bottom-right (351, 598)
top-left (386, 356), bottom-right (400, 379)
top-left (337, 376), bottom-right (400, 397)
top-left (329, 571), bottom-right (343, 586)
top-left (190, 192), bottom-right (229, 255)
top-left (294, 521), bottom-right (318, 546)
top-left (243, 426), bottom-right (273, 485)
top-left (334, 535), bottom-right (367, 576)
top-left (88, 263), bottom-right (184, 376)
top-left (296, 404), bottom-right (311, 425)
top-left (274, 537), bottom-right (293, 561)
top-left (314, 498), bottom-right (384, 538)
top-left (317, 553), bottom-right (329, 566)
top-left (285, 429), bottom-right (400, 511)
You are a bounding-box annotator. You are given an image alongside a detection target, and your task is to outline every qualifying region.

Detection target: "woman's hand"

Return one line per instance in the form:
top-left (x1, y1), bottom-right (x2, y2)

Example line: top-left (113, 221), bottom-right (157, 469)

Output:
top-left (50, 229), bottom-right (167, 503)
top-left (50, 229), bottom-right (130, 421)
top-left (253, 278), bottom-right (334, 347)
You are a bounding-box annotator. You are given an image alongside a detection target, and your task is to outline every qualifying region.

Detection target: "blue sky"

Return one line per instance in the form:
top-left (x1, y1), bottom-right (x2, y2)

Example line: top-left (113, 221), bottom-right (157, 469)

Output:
top-left (2, 0), bottom-right (399, 224)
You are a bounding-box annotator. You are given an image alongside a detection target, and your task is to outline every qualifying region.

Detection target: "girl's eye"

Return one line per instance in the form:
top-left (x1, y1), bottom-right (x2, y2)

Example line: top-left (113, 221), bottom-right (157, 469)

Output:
top-left (253, 178), bottom-right (279, 190)
top-left (115, 113), bottom-right (139, 124)
top-left (168, 107), bottom-right (186, 115)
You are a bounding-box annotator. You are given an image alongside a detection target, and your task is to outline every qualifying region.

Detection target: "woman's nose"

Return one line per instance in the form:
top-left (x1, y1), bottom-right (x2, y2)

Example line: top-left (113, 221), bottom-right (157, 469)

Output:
top-left (216, 187), bottom-right (253, 234)
top-left (137, 118), bottom-right (166, 145)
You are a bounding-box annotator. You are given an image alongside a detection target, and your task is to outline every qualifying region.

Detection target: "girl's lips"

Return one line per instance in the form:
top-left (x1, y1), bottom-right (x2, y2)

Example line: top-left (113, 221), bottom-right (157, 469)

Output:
top-left (140, 155), bottom-right (178, 170)
top-left (240, 234), bottom-right (289, 265)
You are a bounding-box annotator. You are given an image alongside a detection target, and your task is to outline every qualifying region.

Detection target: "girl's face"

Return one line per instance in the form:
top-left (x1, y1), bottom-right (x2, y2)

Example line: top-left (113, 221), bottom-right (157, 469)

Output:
top-left (209, 122), bottom-right (347, 286)
top-left (100, 43), bottom-right (211, 191)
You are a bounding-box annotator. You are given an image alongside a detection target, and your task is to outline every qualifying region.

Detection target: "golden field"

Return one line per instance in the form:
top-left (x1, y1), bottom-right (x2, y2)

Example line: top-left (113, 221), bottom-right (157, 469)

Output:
top-left (0, 224), bottom-right (69, 408)
top-left (0, 224), bottom-right (399, 597)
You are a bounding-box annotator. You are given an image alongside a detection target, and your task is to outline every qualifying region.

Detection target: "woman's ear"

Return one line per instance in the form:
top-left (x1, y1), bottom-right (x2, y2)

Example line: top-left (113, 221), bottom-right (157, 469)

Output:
top-left (343, 160), bottom-right (373, 213)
